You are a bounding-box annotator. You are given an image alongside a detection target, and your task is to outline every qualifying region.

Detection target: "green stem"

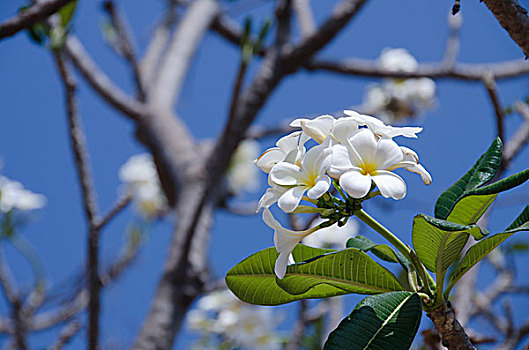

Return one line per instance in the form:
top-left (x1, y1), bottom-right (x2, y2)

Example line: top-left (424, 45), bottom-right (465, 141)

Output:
top-left (365, 190), bottom-right (381, 200)
top-left (354, 209), bottom-right (413, 262)
top-left (302, 196), bottom-right (318, 205)
top-left (332, 180), bottom-right (348, 201)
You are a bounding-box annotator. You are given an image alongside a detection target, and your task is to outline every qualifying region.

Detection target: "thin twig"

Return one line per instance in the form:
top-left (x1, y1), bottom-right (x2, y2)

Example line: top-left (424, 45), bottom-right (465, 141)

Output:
top-left (503, 101), bottom-right (529, 165)
top-left (443, 12), bottom-right (462, 68)
top-left (103, 1), bottom-right (146, 101)
top-left (483, 73), bottom-right (505, 143)
top-left (0, 251), bottom-right (17, 305)
top-left (0, 0), bottom-right (74, 41)
top-left (47, 320), bottom-right (82, 350)
top-left (54, 52), bottom-right (101, 350)
top-left (95, 193), bottom-right (132, 230)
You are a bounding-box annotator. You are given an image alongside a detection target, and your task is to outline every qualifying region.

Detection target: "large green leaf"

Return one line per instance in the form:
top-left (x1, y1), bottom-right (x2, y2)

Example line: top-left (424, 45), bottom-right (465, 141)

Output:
top-left (435, 138), bottom-right (502, 220)
top-left (445, 205), bottom-right (529, 296)
top-left (277, 248), bottom-right (403, 296)
top-left (446, 193), bottom-right (498, 225)
top-left (292, 244), bottom-right (335, 262)
top-left (226, 247), bottom-right (351, 305)
top-left (412, 214), bottom-right (488, 273)
top-left (468, 168), bottom-right (529, 196)
top-left (324, 292), bottom-right (422, 350)
top-left (346, 236), bottom-right (400, 263)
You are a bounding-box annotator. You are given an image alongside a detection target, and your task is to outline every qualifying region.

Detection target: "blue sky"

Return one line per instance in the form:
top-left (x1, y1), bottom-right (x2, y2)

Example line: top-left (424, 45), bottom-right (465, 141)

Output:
top-left (1, 0), bottom-right (529, 348)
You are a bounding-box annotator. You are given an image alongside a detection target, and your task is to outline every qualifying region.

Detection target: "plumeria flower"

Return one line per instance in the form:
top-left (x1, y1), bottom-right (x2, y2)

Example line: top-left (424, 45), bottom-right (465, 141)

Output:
top-left (119, 154), bottom-right (167, 219)
top-left (254, 131), bottom-right (304, 173)
top-left (263, 208), bottom-right (321, 278)
top-left (269, 142), bottom-right (332, 213)
top-left (302, 217), bottom-right (359, 248)
top-left (395, 146), bottom-right (432, 185)
top-left (377, 48), bottom-right (418, 73)
top-left (341, 110), bottom-right (423, 139)
top-left (290, 114), bottom-right (336, 144)
top-left (0, 176), bottom-right (46, 213)
top-left (227, 140), bottom-right (260, 195)
top-left (256, 177), bottom-right (288, 212)
top-left (330, 128), bottom-right (413, 200)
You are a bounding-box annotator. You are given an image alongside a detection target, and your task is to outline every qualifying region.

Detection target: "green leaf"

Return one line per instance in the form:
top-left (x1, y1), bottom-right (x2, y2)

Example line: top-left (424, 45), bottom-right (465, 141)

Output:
top-left (412, 214), bottom-right (487, 273)
top-left (468, 168), bottom-right (529, 196)
top-left (292, 244), bottom-right (335, 263)
top-left (444, 205), bottom-right (529, 296)
top-left (324, 292), bottom-right (422, 350)
top-left (59, 0), bottom-right (78, 28)
top-left (446, 193), bottom-right (498, 225)
top-left (227, 247), bottom-right (348, 305)
top-left (277, 248), bottom-right (402, 296)
top-left (346, 236), bottom-right (400, 263)
top-left (435, 138), bottom-right (502, 220)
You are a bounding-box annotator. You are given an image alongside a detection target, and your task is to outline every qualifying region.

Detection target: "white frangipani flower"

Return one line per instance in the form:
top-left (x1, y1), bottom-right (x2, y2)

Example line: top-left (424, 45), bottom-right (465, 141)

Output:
top-left (256, 177), bottom-right (288, 212)
top-left (378, 48), bottom-right (418, 73)
top-left (227, 140), bottom-right (260, 195)
top-left (302, 217), bottom-right (359, 248)
top-left (269, 142), bottom-right (332, 213)
top-left (263, 208), bottom-right (321, 278)
top-left (187, 289), bottom-right (281, 350)
top-left (0, 176), bottom-right (46, 213)
top-left (254, 131), bottom-right (304, 173)
top-left (290, 114), bottom-right (336, 144)
top-left (395, 146), bottom-right (432, 185)
top-left (119, 154), bottom-right (167, 219)
top-left (330, 128), bottom-right (408, 200)
top-left (341, 110), bottom-right (423, 139)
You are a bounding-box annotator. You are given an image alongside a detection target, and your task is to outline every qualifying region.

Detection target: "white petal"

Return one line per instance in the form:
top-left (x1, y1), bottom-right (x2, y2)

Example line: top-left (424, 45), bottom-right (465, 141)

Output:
top-left (257, 187), bottom-right (285, 211)
top-left (275, 252), bottom-right (291, 279)
top-left (290, 118), bottom-right (309, 128)
top-left (300, 115), bottom-right (335, 143)
top-left (400, 146), bottom-right (419, 163)
top-left (332, 117), bottom-right (358, 144)
top-left (276, 131), bottom-right (301, 152)
top-left (372, 170), bottom-right (407, 200)
top-left (255, 148), bottom-right (285, 173)
top-left (278, 186), bottom-right (306, 213)
top-left (374, 138), bottom-right (403, 169)
top-left (381, 126), bottom-right (422, 138)
top-left (270, 162), bottom-right (302, 186)
top-left (302, 143), bottom-right (333, 177)
top-left (339, 170), bottom-right (372, 198)
top-left (349, 128), bottom-right (377, 164)
top-left (405, 162), bottom-right (432, 185)
top-left (306, 175), bottom-right (331, 199)
top-left (328, 144), bottom-right (353, 179)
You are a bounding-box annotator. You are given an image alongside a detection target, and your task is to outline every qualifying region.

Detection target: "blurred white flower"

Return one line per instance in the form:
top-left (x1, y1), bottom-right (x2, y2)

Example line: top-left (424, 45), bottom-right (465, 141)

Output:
top-left (227, 140), bottom-right (260, 195)
top-left (119, 154), bottom-right (167, 219)
top-left (0, 176), bottom-right (46, 213)
top-left (362, 48), bottom-right (436, 122)
top-left (302, 217), bottom-right (359, 248)
top-left (187, 289), bottom-right (281, 350)
top-left (378, 48), bottom-right (418, 73)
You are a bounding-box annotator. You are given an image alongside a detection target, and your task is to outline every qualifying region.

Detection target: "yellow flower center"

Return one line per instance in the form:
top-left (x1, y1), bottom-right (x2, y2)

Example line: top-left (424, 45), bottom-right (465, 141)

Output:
top-left (360, 162), bottom-right (377, 176)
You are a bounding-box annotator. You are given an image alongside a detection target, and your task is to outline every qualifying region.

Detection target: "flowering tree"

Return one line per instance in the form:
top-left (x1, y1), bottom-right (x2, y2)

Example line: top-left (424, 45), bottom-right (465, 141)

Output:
top-left (1, 0), bottom-right (529, 349)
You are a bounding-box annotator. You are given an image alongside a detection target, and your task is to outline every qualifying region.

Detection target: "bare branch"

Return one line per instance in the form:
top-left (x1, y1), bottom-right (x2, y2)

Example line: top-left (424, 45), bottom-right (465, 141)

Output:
top-left (304, 57), bottom-right (529, 81)
top-left (140, 2), bottom-right (178, 89)
top-left (0, 251), bottom-right (18, 305)
top-left (95, 193), bottom-right (132, 231)
top-left (481, 0), bottom-right (529, 58)
top-left (293, 0), bottom-right (316, 38)
top-left (47, 320), bottom-right (82, 350)
top-left (54, 52), bottom-right (101, 350)
top-left (0, 0), bottom-right (74, 41)
top-left (503, 101), bottom-right (529, 164)
top-left (483, 73), bottom-right (505, 143)
top-left (148, 0), bottom-right (220, 109)
top-left (65, 36), bottom-right (149, 121)
top-left (102, 1), bottom-right (146, 101)
top-left (443, 12), bottom-right (462, 68)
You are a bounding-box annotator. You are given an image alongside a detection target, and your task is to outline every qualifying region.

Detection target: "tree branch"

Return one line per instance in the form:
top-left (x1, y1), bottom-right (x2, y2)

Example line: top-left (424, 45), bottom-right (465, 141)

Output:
top-left (293, 0), bottom-right (316, 38)
top-left (427, 303), bottom-right (476, 350)
top-left (48, 320), bottom-right (82, 350)
top-left (0, 0), bottom-right (74, 41)
top-left (147, 0), bottom-right (220, 109)
top-left (54, 52), bottom-right (101, 350)
top-left (481, 0), bottom-right (529, 58)
top-left (483, 73), bottom-right (505, 143)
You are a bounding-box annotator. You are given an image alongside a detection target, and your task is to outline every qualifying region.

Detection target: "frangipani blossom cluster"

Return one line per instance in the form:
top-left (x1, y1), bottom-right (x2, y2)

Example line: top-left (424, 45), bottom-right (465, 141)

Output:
top-left (0, 175), bottom-right (46, 213)
top-left (362, 48), bottom-right (436, 123)
top-left (255, 110), bottom-right (431, 278)
top-left (119, 154), bottom-right (167, 219)
top-left (187, 289), bottom-right (281, 350)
